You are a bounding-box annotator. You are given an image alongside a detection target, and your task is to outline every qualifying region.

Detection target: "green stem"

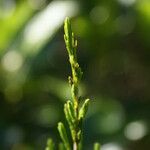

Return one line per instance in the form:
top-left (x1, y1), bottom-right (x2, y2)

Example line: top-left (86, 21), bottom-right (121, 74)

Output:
top-left (64, 17), bottom-right (81, 150)
top-left (63, 17), bottom-right (91, 150)
top-left (46, 16), bottom-right (98, 150)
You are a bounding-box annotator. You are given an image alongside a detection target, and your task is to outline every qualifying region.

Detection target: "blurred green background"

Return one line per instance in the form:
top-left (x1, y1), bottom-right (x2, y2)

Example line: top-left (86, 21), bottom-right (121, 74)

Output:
top-left (0, 0), bottom-right (150, 150)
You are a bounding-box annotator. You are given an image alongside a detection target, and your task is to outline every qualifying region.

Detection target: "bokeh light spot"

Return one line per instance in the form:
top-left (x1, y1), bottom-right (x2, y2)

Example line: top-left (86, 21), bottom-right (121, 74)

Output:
top-left (124, 121), bottom-right (148, 141)
top-left (101, 143), bottom-right (123, 150)
top-left (23, 0), bottom-right (78, 54)
top-left (5, 126), bottom-right (24, 146)
top-left (33, 105), bottom-right (60, 127)
top-left (136, 0), bottom-right (150, 21)
top-left (117, 0), bottom-right (136, 7)
top-left (114, 15), bottom-right (135, 35)
top-left (91, 97), bottom-right (125, 135)
top-left (2, 50), bottom-right (23, 72)
top-left (90, 6), bottom-right (109, 25)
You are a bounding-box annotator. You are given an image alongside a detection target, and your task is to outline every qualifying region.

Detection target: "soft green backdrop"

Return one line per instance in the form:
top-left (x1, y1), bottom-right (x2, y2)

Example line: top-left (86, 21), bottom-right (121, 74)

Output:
top-left (0, 0), bottom-right (150, 150)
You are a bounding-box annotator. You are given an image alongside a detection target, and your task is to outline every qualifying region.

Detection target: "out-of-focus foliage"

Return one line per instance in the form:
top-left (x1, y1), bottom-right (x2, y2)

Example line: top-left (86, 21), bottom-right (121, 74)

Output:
top-left (0, 0), bottom-right (150, 150)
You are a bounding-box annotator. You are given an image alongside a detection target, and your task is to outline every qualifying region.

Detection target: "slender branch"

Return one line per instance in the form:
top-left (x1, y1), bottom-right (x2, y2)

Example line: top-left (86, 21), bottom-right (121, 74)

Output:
top-left (64, 17), bottom-right (83, 150)
top-left (45, 17), bottom-right (99, 150)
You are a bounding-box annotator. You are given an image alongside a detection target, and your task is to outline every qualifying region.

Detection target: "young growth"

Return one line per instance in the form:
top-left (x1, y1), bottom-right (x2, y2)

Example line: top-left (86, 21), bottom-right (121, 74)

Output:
top-left (45, 17), bottom-right (100, 150)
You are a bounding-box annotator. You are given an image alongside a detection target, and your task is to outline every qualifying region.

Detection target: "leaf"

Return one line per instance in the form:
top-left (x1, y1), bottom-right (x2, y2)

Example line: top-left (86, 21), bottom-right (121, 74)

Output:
top-left (64, 102), bottom-right (76, 142)
top-left (45, 138), bottom-right (54, 150)
top-left (57, 122), bottom-right (71, 150)
top-left (94, 142), bottom-right (101, 150)
top-left (79, 99), bottom-right (90, 120)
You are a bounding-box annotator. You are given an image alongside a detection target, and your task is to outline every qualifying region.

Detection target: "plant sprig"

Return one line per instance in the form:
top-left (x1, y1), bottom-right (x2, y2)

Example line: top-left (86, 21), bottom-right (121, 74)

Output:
top-left (45, 17), bottom-right (100, 150)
